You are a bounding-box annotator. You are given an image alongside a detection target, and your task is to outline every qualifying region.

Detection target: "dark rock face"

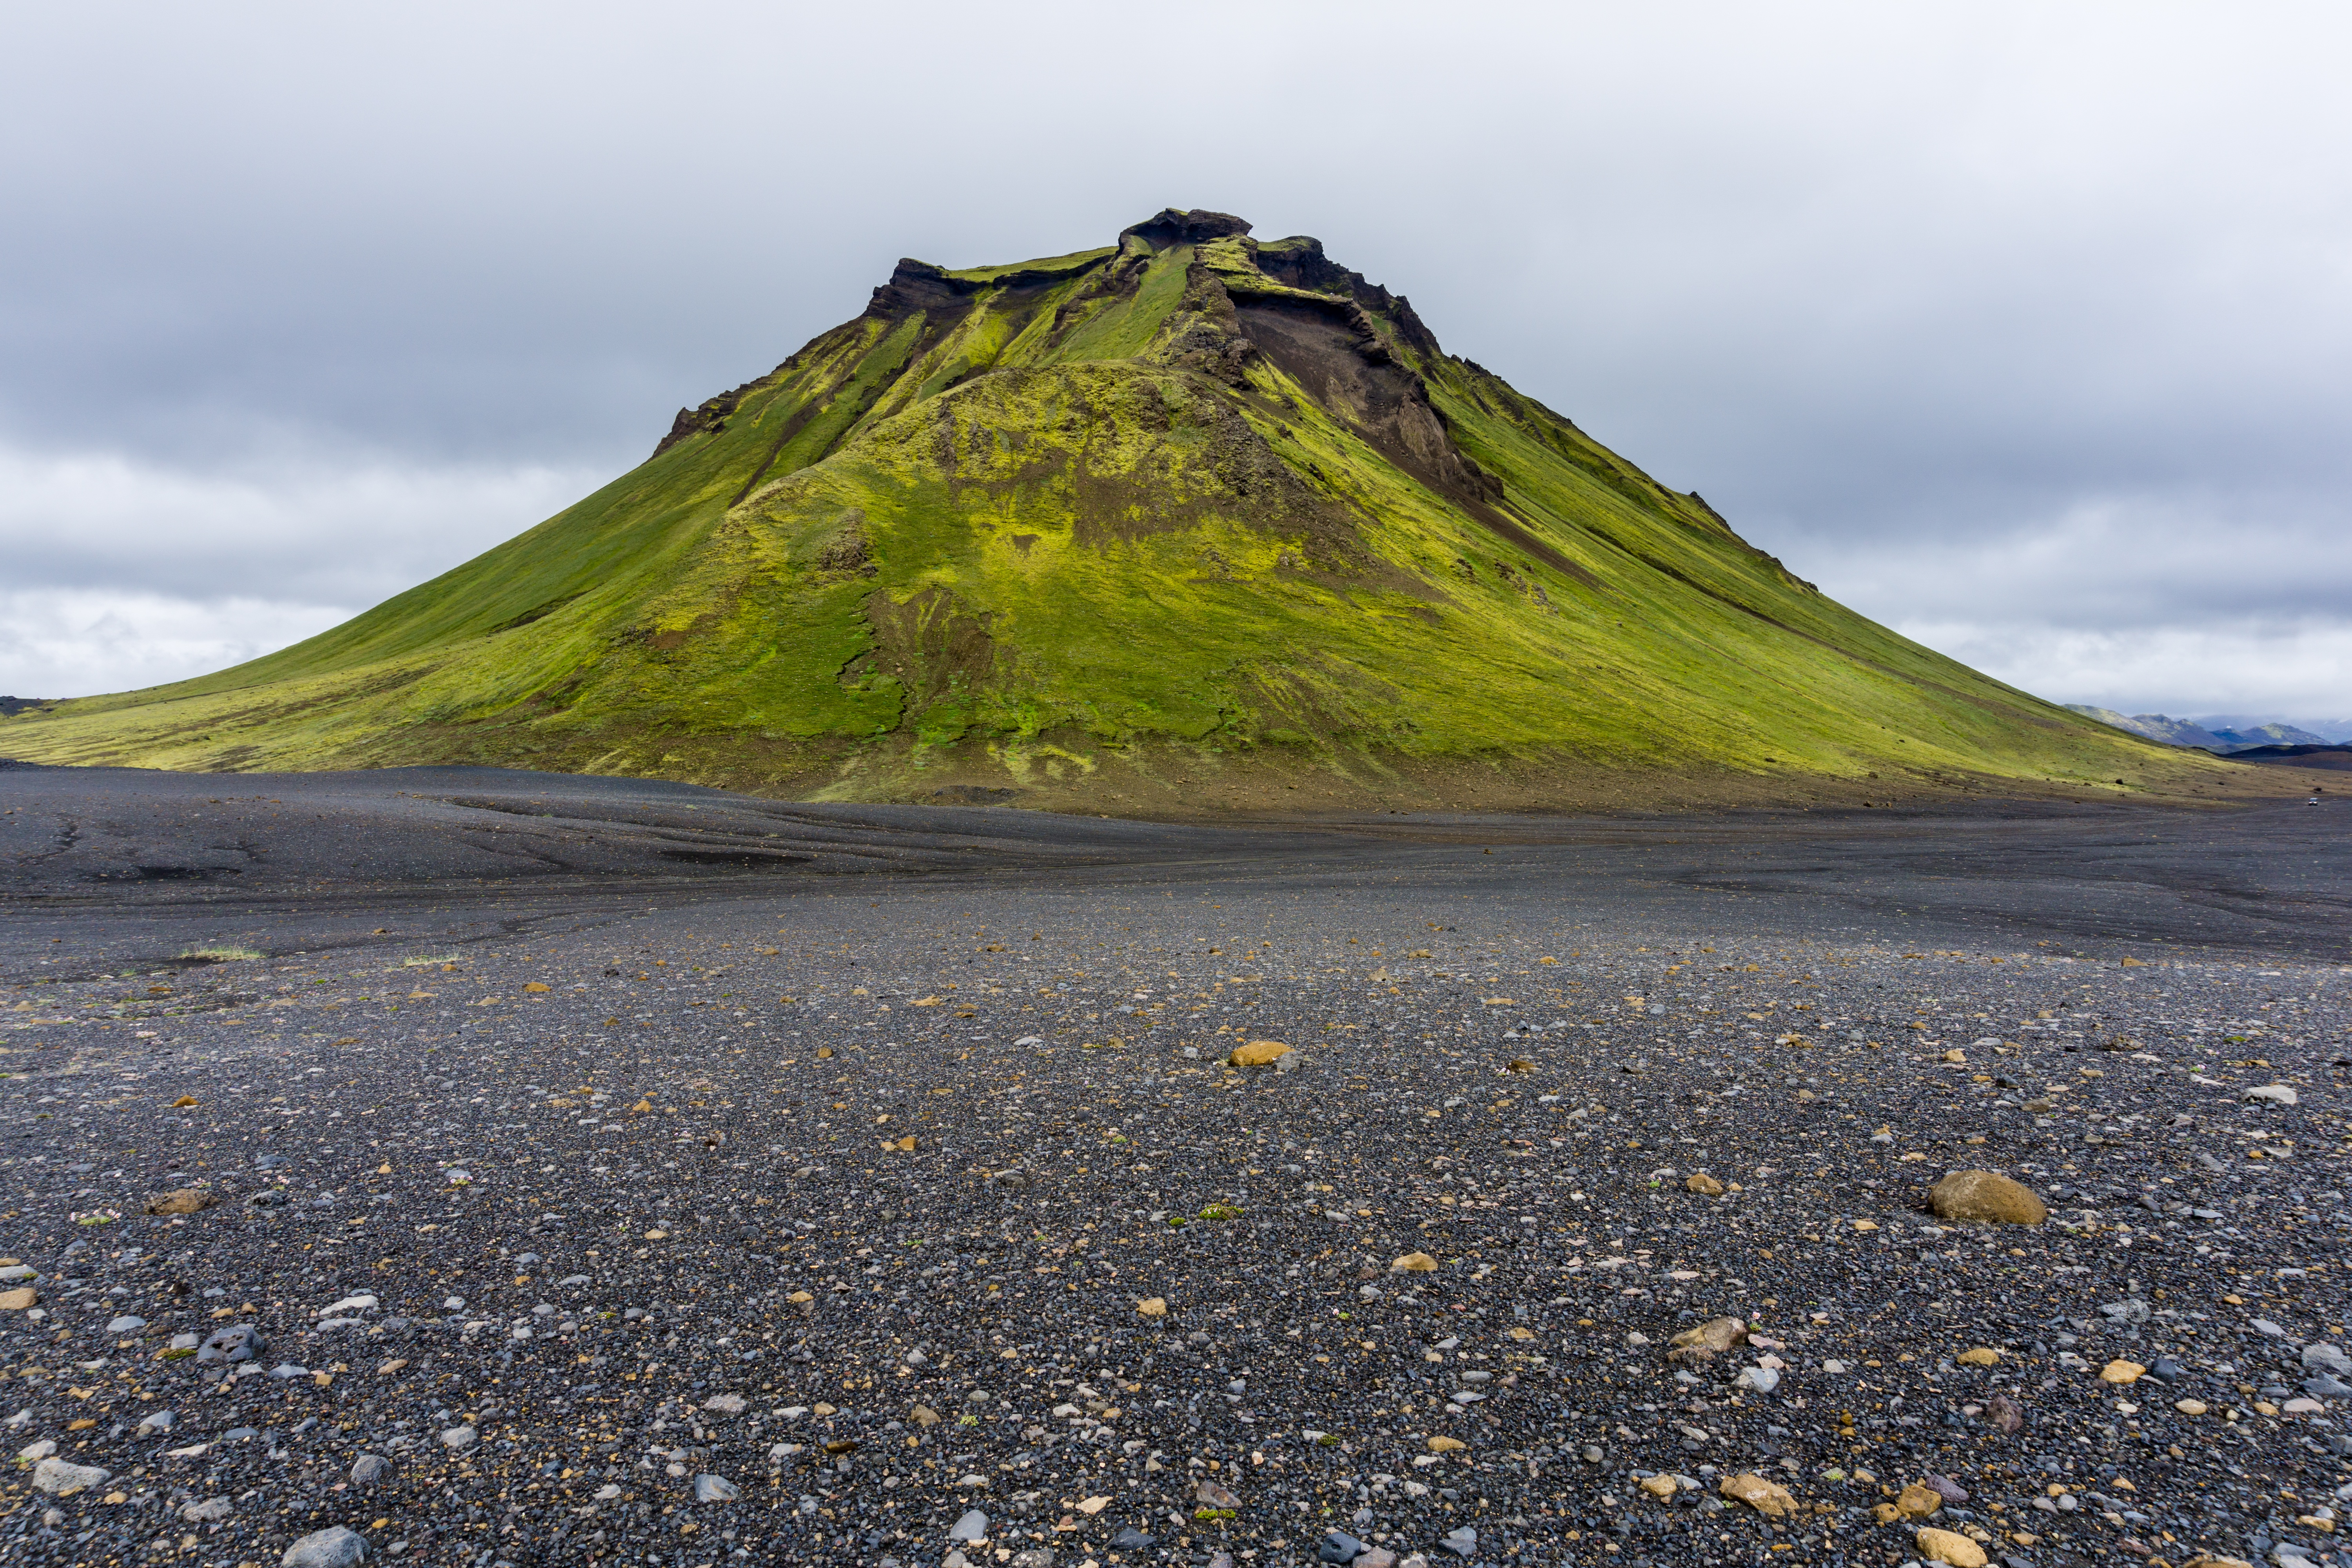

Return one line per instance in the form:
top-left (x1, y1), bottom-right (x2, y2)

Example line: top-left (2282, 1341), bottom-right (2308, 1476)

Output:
top-left (652, 389), bottom-right (743, 458)
top-left (1120, 207), bottom-right (1253, 248)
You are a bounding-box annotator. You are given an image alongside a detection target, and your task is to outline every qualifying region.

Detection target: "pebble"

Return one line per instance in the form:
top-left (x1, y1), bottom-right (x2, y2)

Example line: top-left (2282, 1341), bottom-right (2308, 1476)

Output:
top-left (197, 1323), bottom-right (263, 1363)
top-left (1734, 1365), bottom-right (1781, 1393)
top-left (2243, 1084), bottom-right (2299, 1105)
top-left (1441, 1525), bottom-right (1478, 1557)
top-left (1927, 1169), bottom-right (2047, 1225)
top-left (105, 1314), bottom-right (146, 1334)
top-left (949, 1509), bottom-right (989, 1542)
top-left (1320, 1528), bottom-right (1368, 1563)
top-left (144, 1187), bottom-right (216, 1215)
top-left (1196, 1478), bottom-right (1242, 1509)
top-left (1916, 1524), bottom-right (1989, 1566)
top-left (694, 1472), bottom-right (740, 1503)
top-left (1719, 1472), bottom-right (1797, 1517)
top-left (136, 1410), bottom-right (173, 1434)
top-left (31, 1455), bottom-right (111, 1494)
top-left (350, 1453), bottom-right (394, 1486)
top-left (439, 1424), bottom-right (477, 1450)
top-left (280, 1524), bottom-right (369, 1568)
top-left (181, 1495), bottom-right (234, 1522)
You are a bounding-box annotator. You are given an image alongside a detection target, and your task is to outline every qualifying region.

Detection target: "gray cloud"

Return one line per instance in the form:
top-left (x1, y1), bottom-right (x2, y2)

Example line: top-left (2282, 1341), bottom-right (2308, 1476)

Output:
top-left (2, 1), bottom-right (2346, 717)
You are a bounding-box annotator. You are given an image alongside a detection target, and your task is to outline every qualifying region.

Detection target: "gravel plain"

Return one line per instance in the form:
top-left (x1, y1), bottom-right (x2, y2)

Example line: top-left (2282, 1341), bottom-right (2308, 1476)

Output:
top-left (3, 766), bottom-right (2349, 1568)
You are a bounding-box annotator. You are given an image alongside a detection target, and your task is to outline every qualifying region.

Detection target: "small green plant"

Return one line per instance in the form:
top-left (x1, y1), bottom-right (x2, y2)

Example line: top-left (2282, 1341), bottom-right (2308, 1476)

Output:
top-left (1198, 1203), bottom-right (1244, 1221)
top-left (402, 954), bottom-right (461, 968)
top-left (179, 946), bottom-right (262, 962)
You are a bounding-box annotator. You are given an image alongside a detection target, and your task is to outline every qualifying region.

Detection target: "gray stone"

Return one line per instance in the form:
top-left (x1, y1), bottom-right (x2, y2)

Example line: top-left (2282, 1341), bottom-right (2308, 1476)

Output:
top-left (350, 1454), bottom-right (394, 1487)
top-left (1320, 1529), bottom-right (1368, 1563)
top-left (2303, 1343), bottom-right (2352, 1376)
top-left (197, 1323), bottom-right (263, 1363)
top-left (106, 1314), bottom-right (147, 1334)
top-left (267, 1363), bottom-right (309, 1380)
top-left (1196, 1478), bottom-right (1242, 1510)
top-left (439, 1425), bottom-right (477, 1450)
top-left (1734, 1365), bottom-right (1780, 1394)
top-left (949, 1510), bottom-right (989, 1542)
top-left (1110, 1527), bottom-right (1155, 1551)
top-left (2244, 1084), bottom-right (2298, 1105)
top-left (1442, 1526), bottom-right (1478, 1557)
top-left (30, 1456), bottom-right (110, 1494)
top-left (181, 1496), bottom-right (234, 1523)
top-left (281, 1525), bottom-right (368, 1568)
top-left (2304, 1374), bottom-right (2352, 1399)
top-left (136, 1410), bottom-right (174, 1434)
top-left (693, 1473), bottom-right (740, 1503)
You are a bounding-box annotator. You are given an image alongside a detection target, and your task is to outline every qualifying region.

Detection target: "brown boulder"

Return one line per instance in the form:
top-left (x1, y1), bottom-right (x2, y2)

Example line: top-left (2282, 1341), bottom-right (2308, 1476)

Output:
top-left (1927, 1170), bottom-right (2045, 1225)
top-left (144, 1189), bottom-right (215, 1216)
top-left (1668, 1316), bottom-right (1748, 1362)
top-left (1718, 1472), bottom-right (1797, 1518)
top-left (1915, 1526), bottom-right (1987, 1567)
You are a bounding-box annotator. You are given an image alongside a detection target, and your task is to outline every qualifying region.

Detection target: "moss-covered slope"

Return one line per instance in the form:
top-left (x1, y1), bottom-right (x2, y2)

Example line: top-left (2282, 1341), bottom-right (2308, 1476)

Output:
top-left (2, 208), bottom-right (2224, 811)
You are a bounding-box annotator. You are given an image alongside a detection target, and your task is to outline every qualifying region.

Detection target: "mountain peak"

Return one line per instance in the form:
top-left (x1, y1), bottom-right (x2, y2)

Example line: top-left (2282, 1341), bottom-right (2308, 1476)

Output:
top-left (1118, 207), bottom-right (1253, 248)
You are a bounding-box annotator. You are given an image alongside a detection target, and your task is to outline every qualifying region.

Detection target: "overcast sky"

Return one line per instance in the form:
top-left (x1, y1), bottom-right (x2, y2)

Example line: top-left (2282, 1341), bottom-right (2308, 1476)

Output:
top-left (4, 2), bottom-right (2347, 725)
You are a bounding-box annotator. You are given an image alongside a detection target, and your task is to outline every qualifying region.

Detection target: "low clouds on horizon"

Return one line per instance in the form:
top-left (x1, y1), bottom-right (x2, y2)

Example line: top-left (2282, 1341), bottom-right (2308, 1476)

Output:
top-left (4, 2), bottom-right (2347, 723)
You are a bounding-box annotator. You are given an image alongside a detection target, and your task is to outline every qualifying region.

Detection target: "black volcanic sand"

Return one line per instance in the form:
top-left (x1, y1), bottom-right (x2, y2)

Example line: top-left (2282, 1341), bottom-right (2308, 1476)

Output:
top-left (3, 766), bottom-right (2350, 1568)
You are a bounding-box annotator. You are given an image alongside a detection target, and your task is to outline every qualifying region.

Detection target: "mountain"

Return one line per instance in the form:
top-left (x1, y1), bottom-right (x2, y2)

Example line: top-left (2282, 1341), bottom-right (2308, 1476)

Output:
top-left (0, 209), bottom-right (2227, 812)
top-left (2065, 707), bottom-right (2232, 750)
top-left (2069, 708), bottom-right (2338, 754)
top-left (2206, 721), bottom-right (2333, 749)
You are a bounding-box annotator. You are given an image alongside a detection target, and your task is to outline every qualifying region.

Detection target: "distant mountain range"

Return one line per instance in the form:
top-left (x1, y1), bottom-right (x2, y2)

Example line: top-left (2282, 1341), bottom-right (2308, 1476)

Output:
top-left (2065, 707), bottom-right (2352, 752)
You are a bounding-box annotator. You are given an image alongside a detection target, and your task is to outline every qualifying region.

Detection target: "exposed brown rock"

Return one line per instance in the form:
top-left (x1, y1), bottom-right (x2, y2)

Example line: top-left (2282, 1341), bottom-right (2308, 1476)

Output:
top-left (1668, 1316), bottom-right (1748, 1362)
top-left (1927, 1169), bottom-right (2047, 1225)
top-left (144, 1189), bottom-right (215, 1216)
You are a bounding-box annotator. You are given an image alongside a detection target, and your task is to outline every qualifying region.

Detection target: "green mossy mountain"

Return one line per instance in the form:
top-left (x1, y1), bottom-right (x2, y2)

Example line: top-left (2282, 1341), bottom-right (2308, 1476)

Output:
top-left (3, 208), bottom-right (2220, 811)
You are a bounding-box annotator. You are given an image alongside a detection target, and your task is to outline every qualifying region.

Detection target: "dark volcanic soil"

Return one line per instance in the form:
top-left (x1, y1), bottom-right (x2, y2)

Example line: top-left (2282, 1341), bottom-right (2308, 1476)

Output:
top-left (3, 766), bottom-right (2349, 1568)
